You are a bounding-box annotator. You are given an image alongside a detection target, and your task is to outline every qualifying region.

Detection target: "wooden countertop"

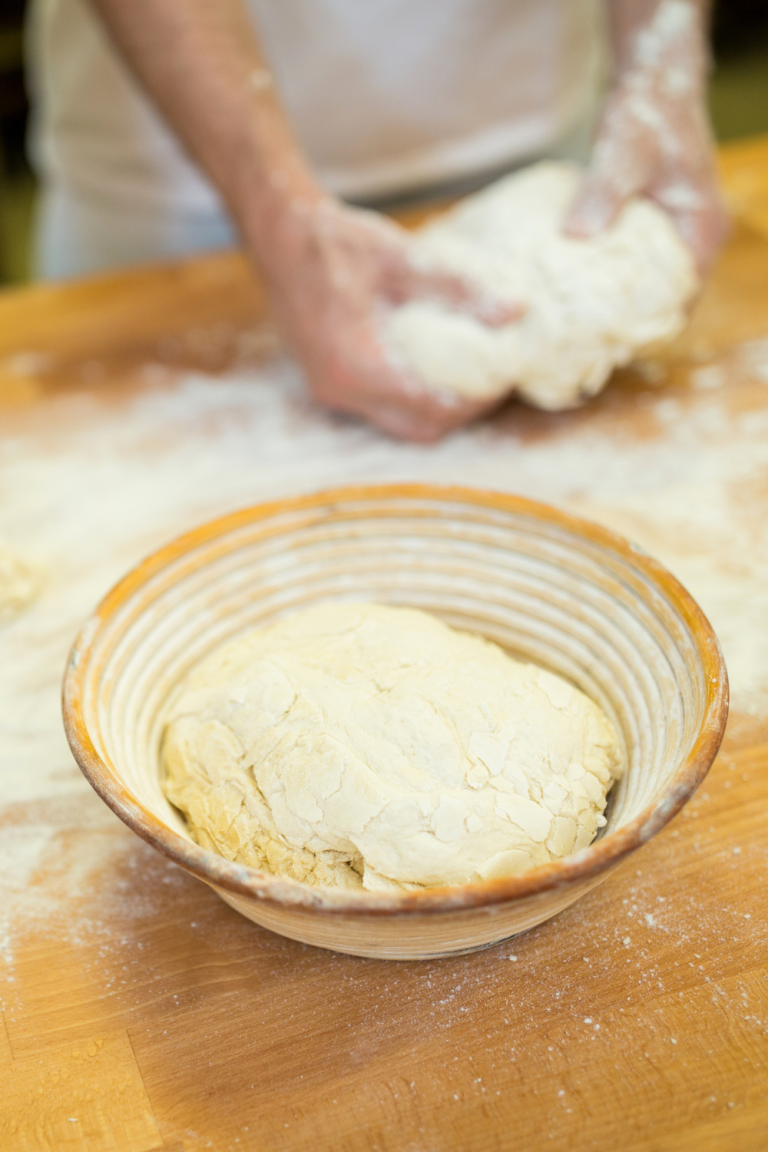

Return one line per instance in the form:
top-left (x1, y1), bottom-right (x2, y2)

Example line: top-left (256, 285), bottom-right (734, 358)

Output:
top-left (2, 139), bottom-right (768, 1152)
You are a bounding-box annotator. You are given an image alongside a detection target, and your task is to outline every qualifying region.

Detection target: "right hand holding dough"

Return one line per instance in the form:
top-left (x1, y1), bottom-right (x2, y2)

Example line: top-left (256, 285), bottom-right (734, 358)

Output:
top-left (258, 197), bottom-right (522, 442)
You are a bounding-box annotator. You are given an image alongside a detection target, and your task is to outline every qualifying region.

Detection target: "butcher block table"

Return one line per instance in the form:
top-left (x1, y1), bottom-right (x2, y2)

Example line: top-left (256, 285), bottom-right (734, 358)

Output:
top-left (2, 137), bottom-right (768, 1152)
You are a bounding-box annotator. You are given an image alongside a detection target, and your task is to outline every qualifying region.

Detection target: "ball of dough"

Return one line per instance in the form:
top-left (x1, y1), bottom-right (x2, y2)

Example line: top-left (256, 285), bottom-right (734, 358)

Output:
top-left (384, 162), bottom-right (698, 411)
top-left (161, 604), bottom-right (622, 891)
top-left (0, 544), bottom-right (42, 624)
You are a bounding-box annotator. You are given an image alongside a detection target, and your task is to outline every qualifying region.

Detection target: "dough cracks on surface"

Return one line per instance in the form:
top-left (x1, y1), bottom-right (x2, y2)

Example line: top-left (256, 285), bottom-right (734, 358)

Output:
top-left (385, 162), bottom-right (698, 410)
top-left (161, 603), bottom-right (623, 891)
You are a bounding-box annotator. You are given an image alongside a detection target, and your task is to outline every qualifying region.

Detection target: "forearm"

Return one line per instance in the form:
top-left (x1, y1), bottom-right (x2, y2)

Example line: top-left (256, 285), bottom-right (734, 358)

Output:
top-left (566, 0), bottom-right (726, 269)
top-left (88, 0), bottom-right (324, 255)
top-left (607, 0), bottom-right (710, 86)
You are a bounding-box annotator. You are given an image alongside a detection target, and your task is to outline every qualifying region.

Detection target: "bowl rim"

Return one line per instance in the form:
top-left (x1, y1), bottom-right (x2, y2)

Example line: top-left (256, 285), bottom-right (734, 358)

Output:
top-left (62, 483), bottom-right (729, 916)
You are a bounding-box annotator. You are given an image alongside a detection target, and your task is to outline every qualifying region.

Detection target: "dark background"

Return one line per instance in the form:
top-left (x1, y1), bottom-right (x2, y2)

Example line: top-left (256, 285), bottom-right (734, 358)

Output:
top-left (1, 0), bottom-right (767, 284)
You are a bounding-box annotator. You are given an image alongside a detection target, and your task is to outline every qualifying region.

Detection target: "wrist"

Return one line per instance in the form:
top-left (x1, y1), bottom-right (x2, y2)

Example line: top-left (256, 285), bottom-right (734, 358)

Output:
top-left (219, 96), bottom-right (328, 266)
top-left (240, 182), bottom-right (335, 290)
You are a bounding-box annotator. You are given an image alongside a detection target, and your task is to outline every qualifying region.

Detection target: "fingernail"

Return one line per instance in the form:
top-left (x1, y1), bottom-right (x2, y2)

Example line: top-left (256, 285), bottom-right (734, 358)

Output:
top-left (478, 300), bottom-right (523, 326)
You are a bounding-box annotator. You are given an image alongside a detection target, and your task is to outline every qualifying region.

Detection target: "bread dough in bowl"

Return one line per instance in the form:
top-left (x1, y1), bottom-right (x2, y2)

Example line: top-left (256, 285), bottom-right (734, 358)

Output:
top-left (161, 603), bottom-right (622, 891)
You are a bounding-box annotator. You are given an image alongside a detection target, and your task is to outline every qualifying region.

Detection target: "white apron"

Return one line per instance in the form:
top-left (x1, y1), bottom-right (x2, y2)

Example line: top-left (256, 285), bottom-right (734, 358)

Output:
top-left (26, 0), bottom-right (604, 277)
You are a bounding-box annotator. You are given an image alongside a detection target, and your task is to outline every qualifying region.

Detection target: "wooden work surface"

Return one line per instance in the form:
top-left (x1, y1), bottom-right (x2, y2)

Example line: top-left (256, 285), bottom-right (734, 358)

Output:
top-left (2, 138), bottom-right (768, 1152)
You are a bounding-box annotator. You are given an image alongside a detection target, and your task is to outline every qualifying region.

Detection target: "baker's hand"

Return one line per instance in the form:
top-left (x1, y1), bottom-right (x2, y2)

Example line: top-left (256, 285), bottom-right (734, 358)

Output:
top-left (564, 1), bottom-right (729, 276)
top-left (259, 197), bottom-right (521, 442)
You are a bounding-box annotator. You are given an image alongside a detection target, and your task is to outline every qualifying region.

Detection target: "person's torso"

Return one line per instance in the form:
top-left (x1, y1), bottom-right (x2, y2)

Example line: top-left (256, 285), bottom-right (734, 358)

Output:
top-left (27, 0), bottom-right (605, 211)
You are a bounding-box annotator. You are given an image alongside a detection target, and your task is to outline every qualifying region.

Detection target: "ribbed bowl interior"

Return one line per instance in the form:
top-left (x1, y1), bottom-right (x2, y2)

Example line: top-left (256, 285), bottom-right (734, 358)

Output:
top-left (73, 487), bottom-right (720, 893)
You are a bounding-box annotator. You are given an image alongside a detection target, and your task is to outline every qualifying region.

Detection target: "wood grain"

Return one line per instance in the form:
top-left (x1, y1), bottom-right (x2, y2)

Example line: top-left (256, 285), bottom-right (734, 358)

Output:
top-left (2, 139), bottom-right (768, 1151)
top-left (0, 1022), bottom-right (162, 1152)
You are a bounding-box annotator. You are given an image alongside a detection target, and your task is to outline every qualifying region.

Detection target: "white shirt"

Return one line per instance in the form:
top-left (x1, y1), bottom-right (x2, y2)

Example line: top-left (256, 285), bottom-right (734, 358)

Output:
top-left (27, 0), bottom-right (604, 214)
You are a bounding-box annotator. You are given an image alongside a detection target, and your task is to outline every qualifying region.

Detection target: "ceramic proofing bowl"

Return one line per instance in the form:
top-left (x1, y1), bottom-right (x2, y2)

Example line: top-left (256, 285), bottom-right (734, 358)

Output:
top-left (63, 485), bottom-right (728, 960)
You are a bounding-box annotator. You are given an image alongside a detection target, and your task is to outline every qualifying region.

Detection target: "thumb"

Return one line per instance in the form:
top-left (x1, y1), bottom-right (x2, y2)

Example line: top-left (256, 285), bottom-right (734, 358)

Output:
top-left (563, 174), bottom-right (626, 239)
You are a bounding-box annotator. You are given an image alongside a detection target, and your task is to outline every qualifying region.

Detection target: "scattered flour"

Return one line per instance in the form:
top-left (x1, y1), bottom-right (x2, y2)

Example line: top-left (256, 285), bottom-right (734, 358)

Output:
top-left (738, 337), bottom-right (768, 384)
top-left (0, 545), bottom-right (42, 623)
top-left (385, 163), bottom-right (697, 409)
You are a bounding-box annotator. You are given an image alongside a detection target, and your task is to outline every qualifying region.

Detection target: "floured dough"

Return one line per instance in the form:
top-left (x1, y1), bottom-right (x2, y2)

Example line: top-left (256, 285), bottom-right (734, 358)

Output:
top-left (385, 162), bottom-right (698, 410)
top-left (0, 545), bottom-right (42, 623)
top-left (161, 603), bottom-right (622, 891)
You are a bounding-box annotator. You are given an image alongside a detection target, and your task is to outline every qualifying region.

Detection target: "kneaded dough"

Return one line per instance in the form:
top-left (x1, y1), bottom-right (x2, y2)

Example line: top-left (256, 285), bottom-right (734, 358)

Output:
top-left (385, 162), bottom-right (698, 411)
top-left (161, 603), bottom-right (622, 891)
top-left (0, 545), bottom-right (42, 623)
